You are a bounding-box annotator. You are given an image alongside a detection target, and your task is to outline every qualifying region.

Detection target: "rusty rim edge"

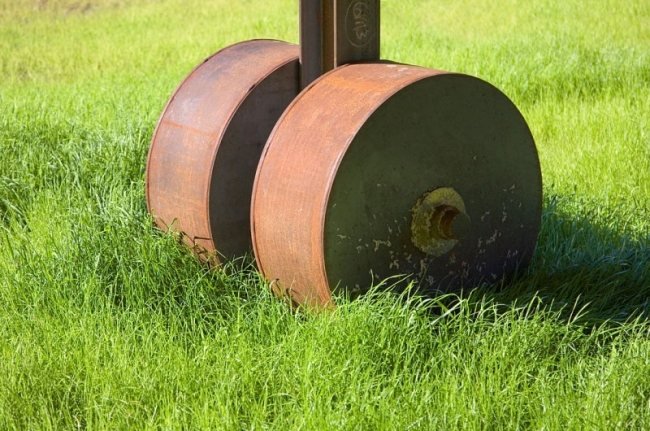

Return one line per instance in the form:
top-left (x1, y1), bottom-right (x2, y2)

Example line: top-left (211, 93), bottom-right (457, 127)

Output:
top-left (145, 39), bottom-right (294, 223)
top-left (250, 60), bottom-right (358, 304)
top-left (203, 43), bottom-right (299, 262)
top-left (253, 62), bottom-right (450, 306)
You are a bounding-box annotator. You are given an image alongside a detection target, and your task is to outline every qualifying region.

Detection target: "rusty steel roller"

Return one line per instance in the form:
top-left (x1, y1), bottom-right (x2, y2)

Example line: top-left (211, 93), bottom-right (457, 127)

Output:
top-left (146, 40), bottom-right (300, 264)
top-left (252, 62), bottom-right (542, 308)
top-left (146, 0), bottom-right (542, 309)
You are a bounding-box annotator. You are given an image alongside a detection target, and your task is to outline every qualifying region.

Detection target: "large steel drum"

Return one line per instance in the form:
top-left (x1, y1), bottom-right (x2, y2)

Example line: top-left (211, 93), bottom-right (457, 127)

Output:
top-left (146, 40), bottom-right (299, 264)
top-left (252, 63), bottom-right (541, 307)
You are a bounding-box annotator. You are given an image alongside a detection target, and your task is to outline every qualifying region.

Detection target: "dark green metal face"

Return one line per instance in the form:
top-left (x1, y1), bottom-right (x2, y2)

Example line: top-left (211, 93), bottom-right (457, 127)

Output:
top-left (324, 73), bottom-right (542, 295)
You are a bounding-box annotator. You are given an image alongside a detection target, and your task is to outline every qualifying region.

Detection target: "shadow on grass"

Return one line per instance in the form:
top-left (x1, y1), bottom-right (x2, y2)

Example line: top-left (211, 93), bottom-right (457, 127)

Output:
top-left (469, 193), bottom-right (650, 325)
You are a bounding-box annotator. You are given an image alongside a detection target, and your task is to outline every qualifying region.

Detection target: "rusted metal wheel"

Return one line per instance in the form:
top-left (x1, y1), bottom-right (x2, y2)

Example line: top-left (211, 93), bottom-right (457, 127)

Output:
top-left (146, 40), bottom-right (299, 264)
top-left (252, 63), bottom-right (542, 307)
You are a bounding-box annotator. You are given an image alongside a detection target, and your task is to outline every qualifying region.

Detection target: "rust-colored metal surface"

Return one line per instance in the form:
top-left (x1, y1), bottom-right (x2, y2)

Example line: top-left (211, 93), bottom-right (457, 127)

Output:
top-left (300, 0), bottom-right (380, 88)
top-left (146, 1), bottom-right (542, 310)
top-left (251, 63), bottom-right (542, 308)
top-left (146, 40), bottom-right (299, 263)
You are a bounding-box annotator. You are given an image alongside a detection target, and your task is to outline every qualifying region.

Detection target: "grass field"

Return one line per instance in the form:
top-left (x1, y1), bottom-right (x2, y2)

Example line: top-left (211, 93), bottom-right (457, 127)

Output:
top-left (1, 0), bottom-right (649, 429)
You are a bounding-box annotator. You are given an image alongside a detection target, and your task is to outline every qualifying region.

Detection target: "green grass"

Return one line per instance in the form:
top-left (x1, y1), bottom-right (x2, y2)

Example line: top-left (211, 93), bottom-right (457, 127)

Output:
top-left (1, 0), bottom-right (649, 429)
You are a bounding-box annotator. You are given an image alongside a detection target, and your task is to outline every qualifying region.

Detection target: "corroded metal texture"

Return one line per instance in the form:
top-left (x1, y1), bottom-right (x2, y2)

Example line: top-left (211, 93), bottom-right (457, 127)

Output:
top-left (252, 63), bottom-right (542, 308)
top-left (330, 0), bottom-right (380, 67)
top-left (146, 40), bottom-right (299, 264)
top-left (300, 0), bottom-right (380, 88)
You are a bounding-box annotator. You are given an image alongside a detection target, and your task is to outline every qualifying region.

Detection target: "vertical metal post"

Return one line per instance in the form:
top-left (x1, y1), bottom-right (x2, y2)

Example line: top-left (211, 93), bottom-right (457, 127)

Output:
top-left (300, 0), bottom-right (380, 89)
top-left (300, 0), bottom-right (324, 89)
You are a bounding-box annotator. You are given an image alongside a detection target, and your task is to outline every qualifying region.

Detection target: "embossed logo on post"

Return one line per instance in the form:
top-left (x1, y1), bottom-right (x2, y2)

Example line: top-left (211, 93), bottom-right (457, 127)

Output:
top-left (345, 0), bottom-right (374, 48)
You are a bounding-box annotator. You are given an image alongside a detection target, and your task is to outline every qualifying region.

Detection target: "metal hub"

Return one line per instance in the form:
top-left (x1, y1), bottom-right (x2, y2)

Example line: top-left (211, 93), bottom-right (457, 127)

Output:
top-left (410, 187), bottom-right (470, 257)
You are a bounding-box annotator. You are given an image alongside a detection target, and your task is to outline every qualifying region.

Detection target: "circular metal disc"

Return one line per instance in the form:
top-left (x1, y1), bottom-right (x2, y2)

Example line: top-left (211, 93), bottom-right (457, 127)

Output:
top-left (146, 40), bottom-right (299, 264)
top-left (252, 63), bottom-right (542, 307)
